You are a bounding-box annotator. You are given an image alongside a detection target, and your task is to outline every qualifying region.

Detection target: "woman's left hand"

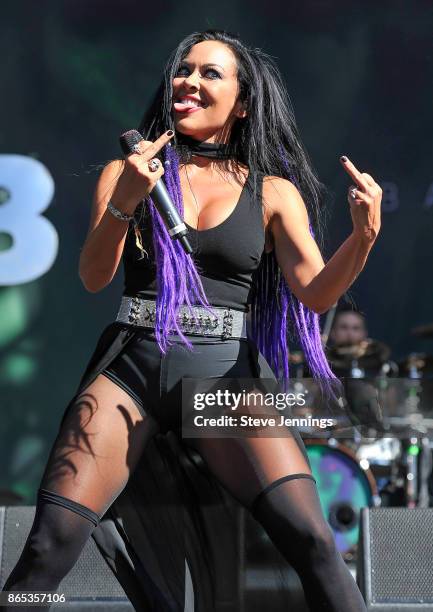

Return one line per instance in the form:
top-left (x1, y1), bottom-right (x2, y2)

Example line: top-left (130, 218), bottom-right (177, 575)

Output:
top-left (340, 155), bottom-right (382, 243)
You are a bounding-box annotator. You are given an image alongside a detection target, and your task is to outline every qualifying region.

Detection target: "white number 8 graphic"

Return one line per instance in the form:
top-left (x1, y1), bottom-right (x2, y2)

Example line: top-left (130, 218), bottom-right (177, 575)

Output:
top-left (0, 155), bottom-right (58, 285)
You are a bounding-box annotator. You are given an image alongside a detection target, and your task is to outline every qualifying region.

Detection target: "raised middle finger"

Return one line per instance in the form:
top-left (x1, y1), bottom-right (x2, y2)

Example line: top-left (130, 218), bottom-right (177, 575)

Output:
top-left (141, 130), bottom-right (175, 161)
top-left (340, 155), bottom-right (370, 192)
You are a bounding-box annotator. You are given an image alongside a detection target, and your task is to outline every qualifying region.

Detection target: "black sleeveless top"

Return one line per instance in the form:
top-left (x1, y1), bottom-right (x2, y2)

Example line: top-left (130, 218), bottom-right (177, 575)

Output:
top-left (122, 171), bottom-right (265, 312)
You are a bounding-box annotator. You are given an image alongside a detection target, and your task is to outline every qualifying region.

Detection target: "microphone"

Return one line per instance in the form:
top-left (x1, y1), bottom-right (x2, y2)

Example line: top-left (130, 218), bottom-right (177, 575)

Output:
top-left (119, 129), bottom-right (193, 255)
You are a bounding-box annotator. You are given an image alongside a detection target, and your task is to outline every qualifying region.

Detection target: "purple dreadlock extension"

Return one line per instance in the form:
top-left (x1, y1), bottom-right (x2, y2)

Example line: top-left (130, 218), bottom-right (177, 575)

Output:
top-left (146, 143), bottom-right (217, 353)
top-left (250, 149), bottom-right (339, 400)
top-left (147, 140), bottom-right (338, 403)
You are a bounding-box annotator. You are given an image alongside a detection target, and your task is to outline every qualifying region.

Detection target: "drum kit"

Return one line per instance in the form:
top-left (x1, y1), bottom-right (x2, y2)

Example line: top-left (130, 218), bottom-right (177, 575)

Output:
top-left (289, 322), bottom-right (433, 562)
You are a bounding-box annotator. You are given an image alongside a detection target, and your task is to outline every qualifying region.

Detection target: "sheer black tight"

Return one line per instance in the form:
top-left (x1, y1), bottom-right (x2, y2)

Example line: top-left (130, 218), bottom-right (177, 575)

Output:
top-left (186, 436), bottom-right (367, 612)
top-left (1, 373), bottom-right (159, 611)
top-left (252, 476), bottom-right (367, 611)
top-left (1, 372), bottom-right (367, 612)
top-left (1, 491), bottom-right (101, 611)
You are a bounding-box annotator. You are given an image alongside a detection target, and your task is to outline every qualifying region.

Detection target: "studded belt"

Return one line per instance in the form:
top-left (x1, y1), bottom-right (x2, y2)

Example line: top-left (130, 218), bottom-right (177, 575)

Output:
top-left (115, 296), bottom-right (248, 340)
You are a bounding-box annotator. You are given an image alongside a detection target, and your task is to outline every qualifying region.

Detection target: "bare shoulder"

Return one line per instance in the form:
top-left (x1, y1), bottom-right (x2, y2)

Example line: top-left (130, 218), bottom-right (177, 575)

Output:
top-left (262, 175), bottom-right (309, 229)
top-left (263, 175), bottom-right (307, 213)
top-left (262, 175), bottom-right (308, 250)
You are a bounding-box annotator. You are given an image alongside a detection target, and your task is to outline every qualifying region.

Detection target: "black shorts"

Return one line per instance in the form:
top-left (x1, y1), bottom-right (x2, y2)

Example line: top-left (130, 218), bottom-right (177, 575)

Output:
top-left (100, 327), bottom-right (271, 433)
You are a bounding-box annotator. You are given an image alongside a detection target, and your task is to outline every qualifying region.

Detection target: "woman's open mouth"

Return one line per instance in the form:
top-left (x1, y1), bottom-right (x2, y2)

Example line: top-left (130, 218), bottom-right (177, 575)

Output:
top-left (173, 96), bottom-right (206, 114)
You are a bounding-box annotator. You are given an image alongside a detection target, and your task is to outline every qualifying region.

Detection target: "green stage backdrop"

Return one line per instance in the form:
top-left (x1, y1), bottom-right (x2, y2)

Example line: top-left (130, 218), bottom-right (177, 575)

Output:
top-left (1, 0), bottom-right (432, 501)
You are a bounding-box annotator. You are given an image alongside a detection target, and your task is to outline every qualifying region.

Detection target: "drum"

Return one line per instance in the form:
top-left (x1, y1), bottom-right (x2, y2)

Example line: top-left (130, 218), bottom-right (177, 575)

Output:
top-left (304, 439), bottom-right (379, 561)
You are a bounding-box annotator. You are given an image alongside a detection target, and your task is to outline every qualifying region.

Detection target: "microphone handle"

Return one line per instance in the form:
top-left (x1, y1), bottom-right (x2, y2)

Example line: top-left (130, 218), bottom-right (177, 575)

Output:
top-left (150, 181), bottom-right (193, 255)
top-left (118, 130), bottom-right (193, 255)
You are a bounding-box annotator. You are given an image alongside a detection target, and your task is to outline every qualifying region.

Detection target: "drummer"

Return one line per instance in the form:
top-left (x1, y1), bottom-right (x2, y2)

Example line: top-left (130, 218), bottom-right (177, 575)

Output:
top-left (327, 303), bottom-right (387, 434)
top-left (327, 304), bottom-right (393, 379)
top-left (329, 305), bottom-right (368, 350)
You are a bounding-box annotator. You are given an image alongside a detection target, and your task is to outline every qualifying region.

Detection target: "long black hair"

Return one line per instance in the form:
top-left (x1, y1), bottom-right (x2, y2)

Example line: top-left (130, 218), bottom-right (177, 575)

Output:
top-left (137, 29), bottom-right (336, 387)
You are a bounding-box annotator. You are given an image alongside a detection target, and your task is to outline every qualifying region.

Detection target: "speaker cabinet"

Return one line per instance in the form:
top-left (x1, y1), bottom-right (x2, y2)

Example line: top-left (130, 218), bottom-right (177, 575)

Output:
top-left (357, 507), bottom-right (433, 610)
top-left (0, 506), bottom-right (133, 610)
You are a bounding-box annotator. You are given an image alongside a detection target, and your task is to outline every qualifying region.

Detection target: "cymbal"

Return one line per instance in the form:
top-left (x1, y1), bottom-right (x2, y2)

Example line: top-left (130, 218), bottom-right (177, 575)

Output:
top-left (411, 323), bottom-right (433, 338)
top-left (326, 338), bottom-right (391, 370)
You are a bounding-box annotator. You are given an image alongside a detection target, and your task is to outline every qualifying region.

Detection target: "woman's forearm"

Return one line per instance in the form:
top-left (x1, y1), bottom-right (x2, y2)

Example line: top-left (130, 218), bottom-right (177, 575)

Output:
top-left (305, 232), bottom-right (376, 313)
top-left (79, 132), bottom-right (173, 293)
top-left (78, 208), bottom-right (132, 293)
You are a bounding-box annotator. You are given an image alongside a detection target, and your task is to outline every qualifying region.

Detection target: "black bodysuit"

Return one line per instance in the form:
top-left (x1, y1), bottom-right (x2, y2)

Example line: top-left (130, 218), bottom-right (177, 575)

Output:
top-left (122, 170), bottom-right (265, 311)
top-left (99, 170), bottom-right (281, 433)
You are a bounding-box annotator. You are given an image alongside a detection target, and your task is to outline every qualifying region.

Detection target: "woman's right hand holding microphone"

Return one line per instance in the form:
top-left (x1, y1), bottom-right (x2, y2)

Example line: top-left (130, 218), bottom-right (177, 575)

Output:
top-left (110, 130), bottom-right (175, 215)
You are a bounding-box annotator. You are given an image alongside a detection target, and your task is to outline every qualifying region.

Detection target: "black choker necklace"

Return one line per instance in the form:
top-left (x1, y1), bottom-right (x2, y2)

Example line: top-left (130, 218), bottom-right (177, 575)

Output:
top-left (174, 135), bottom-right (236, 161)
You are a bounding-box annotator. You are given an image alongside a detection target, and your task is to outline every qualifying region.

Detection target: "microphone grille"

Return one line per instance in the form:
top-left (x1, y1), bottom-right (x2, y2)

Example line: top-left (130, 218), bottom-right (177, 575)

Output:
top-left (119, 129), bottom-right (144, 155)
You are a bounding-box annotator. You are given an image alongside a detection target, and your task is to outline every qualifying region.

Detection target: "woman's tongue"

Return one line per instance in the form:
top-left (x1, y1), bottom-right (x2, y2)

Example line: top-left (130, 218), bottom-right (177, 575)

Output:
top-left (174, 100), bottom-right (203, 112)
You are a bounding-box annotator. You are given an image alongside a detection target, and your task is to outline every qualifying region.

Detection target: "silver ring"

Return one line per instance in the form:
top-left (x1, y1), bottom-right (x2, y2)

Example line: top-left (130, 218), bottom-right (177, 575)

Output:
top-left (131, 143), bottom-right (141, 155)
top-left (148, 158), bottom-right (161, 172)
top-left (350, 187), bottom-right (357, 199)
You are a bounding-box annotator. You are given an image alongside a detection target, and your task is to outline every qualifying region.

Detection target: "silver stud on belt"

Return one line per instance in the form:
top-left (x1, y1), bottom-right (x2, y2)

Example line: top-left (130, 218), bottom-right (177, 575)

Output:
top-left (222, 310), bottom-right (234, 339)
top-left (128, 296), bottom-right (142, 324)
